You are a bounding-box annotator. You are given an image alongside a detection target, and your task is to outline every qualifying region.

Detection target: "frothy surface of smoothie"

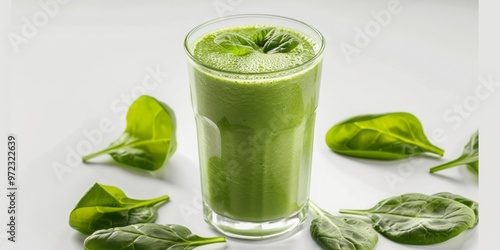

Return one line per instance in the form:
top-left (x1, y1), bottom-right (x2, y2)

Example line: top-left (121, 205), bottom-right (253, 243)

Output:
top-left (193, 26), bottom-right (317, 73)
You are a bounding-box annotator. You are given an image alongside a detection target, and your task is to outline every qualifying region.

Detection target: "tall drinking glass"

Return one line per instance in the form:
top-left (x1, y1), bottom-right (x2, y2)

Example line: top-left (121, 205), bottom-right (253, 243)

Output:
top-left (184, 14), bottom-right (325, 239)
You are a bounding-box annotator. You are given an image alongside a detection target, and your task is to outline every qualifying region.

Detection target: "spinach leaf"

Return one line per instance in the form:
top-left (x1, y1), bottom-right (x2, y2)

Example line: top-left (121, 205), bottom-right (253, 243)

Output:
top-left (430, 131), bottom-right (478, 174)
top-left (309, 202), bottom-right (378, 250)
top-left (339, 193), bottom-right (476, 245)
top-left (433, 192), bottom-right (479, 228)
top-left (70, 183), bottom-right (169, 234)
top-left (252, 27), bottom-right (280, 47)
top-left (214, 32), bottom-right (257, 56)
top-left (262, 32), bottom-right (301, 54)
top-left (83, 223), bottom-right (226, 250)
top-left (82, 95), bottom-right (177, 171)
top-left (326, 112), bottom-right (444, 160)
top-left (214, 28), bottom-right (301, 56)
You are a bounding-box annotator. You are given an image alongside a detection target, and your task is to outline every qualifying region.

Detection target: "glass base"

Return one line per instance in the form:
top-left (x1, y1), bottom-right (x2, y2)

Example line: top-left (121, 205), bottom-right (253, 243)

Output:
top-left (203, 202), bottom-right (308, 240)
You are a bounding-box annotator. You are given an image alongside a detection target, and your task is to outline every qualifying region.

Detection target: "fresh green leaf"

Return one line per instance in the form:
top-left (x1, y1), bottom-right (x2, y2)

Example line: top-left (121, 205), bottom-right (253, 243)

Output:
top-left (82, 95), bottom-right (177, 171)
top-left (262, 32), bottom-right (301, 54)
top-left (339, 193), bottom-right (476, 245)
top-left (433, 192), bottom-right (479, 228)
top-left (214, 32), bottom-right (257, 56)
top-left (252, 27), bottom-right (279, 46)
top-left (326, 112), bottom-right (444, 160)
top-left (430, 131), bottom-right (478, 174)
top-left (70, 183), bottom-right (169, 234)
top-left (309, 202), bottom-right (378, 250)
top-left (214, 28), bottom-right (301, 56)
top-left (83, 223), bottom-right (226, 250)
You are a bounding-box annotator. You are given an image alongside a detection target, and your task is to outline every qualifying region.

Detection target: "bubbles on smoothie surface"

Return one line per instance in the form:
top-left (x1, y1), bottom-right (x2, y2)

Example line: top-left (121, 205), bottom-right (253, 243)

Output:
top-left (193, 25), bottom-right (317, 73)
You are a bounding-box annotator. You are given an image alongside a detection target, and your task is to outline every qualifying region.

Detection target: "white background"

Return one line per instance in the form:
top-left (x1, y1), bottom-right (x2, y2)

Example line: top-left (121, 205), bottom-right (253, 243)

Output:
top-left (1, 0), bottom-right (493, 249)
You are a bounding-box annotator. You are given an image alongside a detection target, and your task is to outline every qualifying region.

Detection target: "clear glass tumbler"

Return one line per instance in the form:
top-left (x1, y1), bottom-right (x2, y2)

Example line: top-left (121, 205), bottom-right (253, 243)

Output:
top-left (184, 14), bottom-right (325, 239)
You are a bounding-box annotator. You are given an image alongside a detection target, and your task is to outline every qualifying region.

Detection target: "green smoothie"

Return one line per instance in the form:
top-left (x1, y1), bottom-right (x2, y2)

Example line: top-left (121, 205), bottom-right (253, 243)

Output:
top-left (189, 25), bottom-right (322, 223)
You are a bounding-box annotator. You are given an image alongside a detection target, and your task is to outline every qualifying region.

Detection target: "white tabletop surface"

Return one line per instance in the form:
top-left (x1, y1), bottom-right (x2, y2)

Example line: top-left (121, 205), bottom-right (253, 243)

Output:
top-left (0, 0), bottom-right (483, 249)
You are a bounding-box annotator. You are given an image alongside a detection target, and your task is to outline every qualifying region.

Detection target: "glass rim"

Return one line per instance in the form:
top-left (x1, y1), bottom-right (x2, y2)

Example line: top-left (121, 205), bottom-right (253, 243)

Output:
top-left (184, 14), bottom-right (326, 76)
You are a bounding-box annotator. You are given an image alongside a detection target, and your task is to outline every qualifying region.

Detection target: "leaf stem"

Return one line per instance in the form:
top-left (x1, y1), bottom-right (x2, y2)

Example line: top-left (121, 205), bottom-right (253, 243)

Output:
top-left (309, 201), bottom-right (324, 217)
top-left (122, 195), bottom-right (170, 208)
top-left (82, 143), bottom-right (124, 162)
top-left (338, 209), bottom-right (368, 216)
top-left (428, 145), bottom-right (445, 157)
top-left (196, 236), bottom-right (226, 246)
top-left (430, 156), bottom-right (477, 173)
top-left (143, 195), bottom-right (170, 207)
top-left (430, 160), bottom-right (460, 173)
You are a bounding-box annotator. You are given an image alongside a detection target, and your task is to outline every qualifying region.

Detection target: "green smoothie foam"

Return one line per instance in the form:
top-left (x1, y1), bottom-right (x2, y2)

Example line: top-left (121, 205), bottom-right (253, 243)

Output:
top-left (193, 26), bottom-right (316, 73)
top-left (190, 25), bottom-right (322, 222)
